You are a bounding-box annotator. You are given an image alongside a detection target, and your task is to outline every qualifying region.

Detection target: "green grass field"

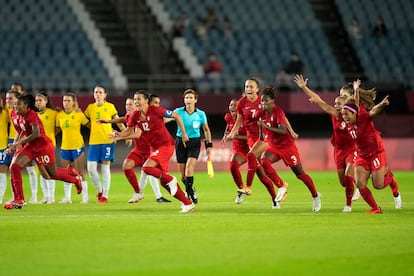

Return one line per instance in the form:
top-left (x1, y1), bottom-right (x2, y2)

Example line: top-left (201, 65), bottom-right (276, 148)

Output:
top-left (1, 171), bottom-right (413, 275)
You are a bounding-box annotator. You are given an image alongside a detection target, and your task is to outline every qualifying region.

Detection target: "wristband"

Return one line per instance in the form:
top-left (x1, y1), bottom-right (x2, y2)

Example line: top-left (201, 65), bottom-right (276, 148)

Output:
top-left (204, 140), bottom-right (213, 148)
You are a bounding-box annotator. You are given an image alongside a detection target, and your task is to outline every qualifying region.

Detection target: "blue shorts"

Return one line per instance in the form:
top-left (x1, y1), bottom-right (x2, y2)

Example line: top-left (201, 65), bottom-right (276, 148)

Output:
top-left (0, 148), bottom-right (13, 165)
top-left (87, 143), bottom-right (115, 162)
top-left (61, 147), bottom-right (85, 162)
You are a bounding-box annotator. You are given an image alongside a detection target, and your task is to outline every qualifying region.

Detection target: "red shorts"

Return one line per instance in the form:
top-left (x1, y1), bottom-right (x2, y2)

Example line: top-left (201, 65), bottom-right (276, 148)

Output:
top-left (126, 148), bottom-right (149, 167)
top-left (334, 147), bottom-right (356, 170)
top-left (19, 140), bottom-right (56, 167)
top-left (148, 145), bottom-right (174, 173)
top-left (354, 151), bottom-right (387, 172)
top-left (233, 140), bottom-right (249, 156)
top-left (265, 143), bottom-right (301, 167)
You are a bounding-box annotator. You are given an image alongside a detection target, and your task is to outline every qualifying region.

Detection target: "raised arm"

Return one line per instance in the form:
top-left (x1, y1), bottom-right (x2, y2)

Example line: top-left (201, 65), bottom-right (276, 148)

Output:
top-left (369, 95), bottom-right (389, 118)
top-left (294, 74), bottom-right (340, 118)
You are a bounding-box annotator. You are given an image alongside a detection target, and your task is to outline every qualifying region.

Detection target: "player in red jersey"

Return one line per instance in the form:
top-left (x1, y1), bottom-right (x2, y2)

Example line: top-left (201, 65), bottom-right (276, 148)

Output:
top-left (294, 75), bottom-right (356, 212)
top-left (110, 91), bottom-right (194, 213)
top-left (341, 90), bottom-right (401, 214)
top-left (341, 80), bottom-right (402, 207)
top-left (225, 79), bottom-right (283, 206)
top-left (4, 94), bottom-right (82, 209)
top-left (98, 95), bottom-right (169, 203)
top-left (258, 87), bottom-right (321, 211)
top-left (222, 99), bottom-right (250, 203)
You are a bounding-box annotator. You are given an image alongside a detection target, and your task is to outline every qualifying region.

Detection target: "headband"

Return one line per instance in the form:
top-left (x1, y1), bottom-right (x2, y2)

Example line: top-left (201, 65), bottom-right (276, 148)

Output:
top-left (343, 105), bottom-right (357, 114)
top-left (36, 93), bottom-right (48, 101)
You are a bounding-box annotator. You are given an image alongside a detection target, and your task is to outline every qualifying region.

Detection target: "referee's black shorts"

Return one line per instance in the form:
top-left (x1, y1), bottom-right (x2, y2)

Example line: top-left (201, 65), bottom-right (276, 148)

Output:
top-left (175, 137), bottom-right (201, 163)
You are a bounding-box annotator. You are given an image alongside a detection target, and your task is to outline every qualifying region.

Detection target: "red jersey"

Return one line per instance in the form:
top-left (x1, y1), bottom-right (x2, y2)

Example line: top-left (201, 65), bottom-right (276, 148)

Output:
top-left (224, 112), bottom-right (249, 153)
top-left (11, 108), bottom-right (51, 148)
top-left (330, 115), bottom-right (356, 150)
top-left (346, 111), bottom-right (383, 158)
top-left (260, 104), bottom-right (293, 148)
top-left (127, 105), bottom-right (174, 149)
top-left (125, 113), bottom-right (150, 156)
top-left (236, 95), bottom-right (261, 141)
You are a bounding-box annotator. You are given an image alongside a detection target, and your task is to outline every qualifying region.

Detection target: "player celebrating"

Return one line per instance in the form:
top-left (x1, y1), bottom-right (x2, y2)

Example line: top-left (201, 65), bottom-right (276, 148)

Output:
top-left (258, 86), bottom-right (321, 211)
top-left (110, 91), bottom-right (194, 213)
top-left (222, 98), bottom-right (249, 203)
top-left (294, 75), bottom-right (355, 212)
top-left (4, 94), bottom-right (82, 209)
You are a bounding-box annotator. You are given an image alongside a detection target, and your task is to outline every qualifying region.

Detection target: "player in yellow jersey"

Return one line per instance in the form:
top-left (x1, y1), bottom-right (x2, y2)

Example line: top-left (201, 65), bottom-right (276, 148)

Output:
top-left (35, 92), bottom-right (59, 204)
top-left (56, 93), bottom-right (90, 204)
top-left (6, 89), bottom-right (39, 203)
top-left (84, 85), bottom-right (125, 204)
top-left (0, 97), bottom-right (10, 204)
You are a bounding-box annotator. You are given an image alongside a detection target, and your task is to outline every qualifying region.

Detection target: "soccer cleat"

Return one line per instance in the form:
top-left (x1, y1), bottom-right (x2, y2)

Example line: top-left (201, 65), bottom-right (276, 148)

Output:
top-left (235, 191), bottom-right (246, 204)
top-left (4, 200), bottom-right (25, 209)
top-left (128, 193), bottom-right (144, 203)
top-left (80, 199), bottom-right (88, 204)
top-left (29, 197), bottom-right (38, 204)
top-left (59, 198), bottom-right (72, 204)
top-left (97, 192), bottom-right (103, 201)
top-left (73, 176), bottom-right (82, 194)
top-left (312, 192), bottom-right (322, 212)
top-left (365, 207), bottom-right (382, 214)
top-left (275, 182), bottom-right (288, 202)
top-left (156, 197), bottom-right (171, 203)
top-left (352, 189), bottom-right (360, 201)
top-left (179, 203), bottom-right (195, 213)
top-left (40, 197), bottom-right (49, 204)
top-left (97, 197), bottom-right (108, 204)
top-left (342, 205), bottom-right (352, 213)
top-left (272, 199), bottom-right (280, 209)
top-left (394, 194), bottom-right (402, 209)
top-left (166, 176), bottom-right (178, 196)
top-left (47, 199), bottom-right (55, 204)
top-left (237, 186), bottom-right (252, 196)
top-left (190, 188), bottom-right (198, 204)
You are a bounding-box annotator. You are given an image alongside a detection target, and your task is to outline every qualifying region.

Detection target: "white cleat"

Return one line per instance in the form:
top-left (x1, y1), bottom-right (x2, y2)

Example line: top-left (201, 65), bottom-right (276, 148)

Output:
top-left (59, 198), bottom-right (72, 204)
top-left (40, 197), bottom-right (49, 204)
top-left (312, 192), bottom-right (322, 212)
top-left (352, 189), bottom-right (360, 201)
top-left (47, 199), bottom-right (55, 204)
top-left (166, 176), bottom-right (178, 196)
top-left (179, 203), bottom-right (195, 213)
top-left (29, 197), bottom-right (38, 204)
top-left (272, 199), bottom-right (280, 209)
top-left (394, 194), bottom-right (402, 209)
top-left (342, 205), bottom-right (352, 213)
top-left (128, 193), bottom-right (144, 203)
top-left (80, 199), bottom-right (89, 204)
top-left (275, 182), bottom-right (288, 202)
top-left (235, 191), bottom-right (246, 204)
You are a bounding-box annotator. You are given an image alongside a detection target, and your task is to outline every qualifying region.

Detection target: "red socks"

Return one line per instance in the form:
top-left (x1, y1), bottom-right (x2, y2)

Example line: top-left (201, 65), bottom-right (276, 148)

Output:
top-left (230, 161), bottom-right (243, 189)
top-left (259, 176), bottom-right (276, 199)
top-left (124, 169), bottom-right (140, 193)
top-left (261, 157), bottom-right (283, 188)
top-left (359, 187), bottom-right (379, 209)
top-left (384, 170), bottom-right (399, 196)
top-left (246, 153), bottom-right (258, 188)
top-left (297, 173), bottom-right (318, 197)
top-left (10, 163), bottom-right (24, 201)
top-left (344, 175), bottom-right (355, 206)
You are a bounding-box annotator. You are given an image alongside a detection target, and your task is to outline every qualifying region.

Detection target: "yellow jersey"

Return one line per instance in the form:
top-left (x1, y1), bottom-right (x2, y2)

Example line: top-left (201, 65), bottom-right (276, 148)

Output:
top-left (84, 101), bottom-right (118, 145)
top-left (7, 107), bottom-right (17, 139)
top-left (0, 109), bottom-right (9, 149)
top-left (56, 110), bottom-right (89, 150)
top-left (38, 108), bottom-right (58, 146)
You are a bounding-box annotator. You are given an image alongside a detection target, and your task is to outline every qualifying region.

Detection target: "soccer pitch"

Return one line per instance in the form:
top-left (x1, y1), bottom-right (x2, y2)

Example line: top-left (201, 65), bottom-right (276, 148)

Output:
top-left (1, 171), bottom-right (413, 275)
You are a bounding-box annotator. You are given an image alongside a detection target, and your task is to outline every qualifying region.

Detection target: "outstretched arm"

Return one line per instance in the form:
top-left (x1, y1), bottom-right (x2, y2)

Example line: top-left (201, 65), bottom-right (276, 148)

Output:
top-left (294, 74), bottom-right (340, 118)
top-left (369, 95), bottom-right (389, 118)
